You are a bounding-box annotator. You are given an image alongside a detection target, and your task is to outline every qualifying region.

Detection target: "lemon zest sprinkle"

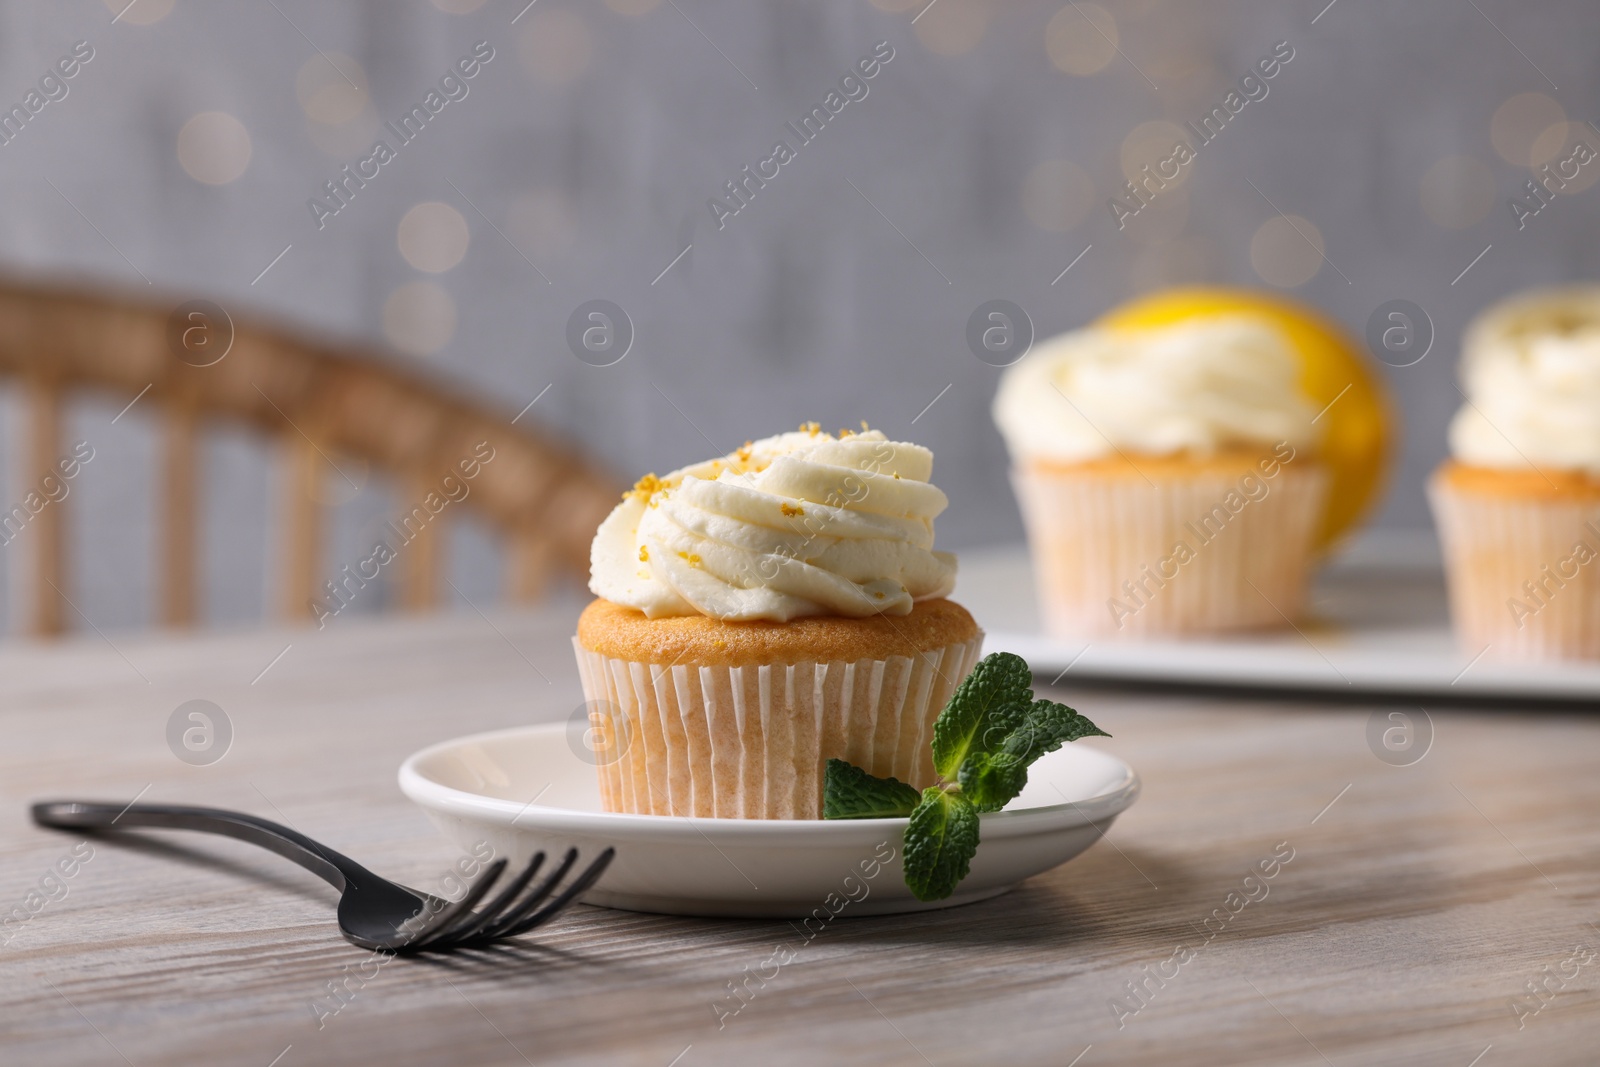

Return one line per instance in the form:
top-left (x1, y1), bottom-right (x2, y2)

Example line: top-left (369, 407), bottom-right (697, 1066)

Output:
top-left (627, 473), bottom-right (665, 503)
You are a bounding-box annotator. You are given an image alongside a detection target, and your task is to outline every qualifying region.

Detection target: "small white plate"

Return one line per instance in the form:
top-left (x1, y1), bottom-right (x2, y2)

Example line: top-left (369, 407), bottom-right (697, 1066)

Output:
top-left (398, 723), bottom-right (1139, 918)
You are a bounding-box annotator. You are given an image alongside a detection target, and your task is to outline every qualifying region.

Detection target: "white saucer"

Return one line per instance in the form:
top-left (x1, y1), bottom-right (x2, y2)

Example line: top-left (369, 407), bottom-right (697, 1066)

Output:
top-left (398, 723), bottom-right (1139, 918)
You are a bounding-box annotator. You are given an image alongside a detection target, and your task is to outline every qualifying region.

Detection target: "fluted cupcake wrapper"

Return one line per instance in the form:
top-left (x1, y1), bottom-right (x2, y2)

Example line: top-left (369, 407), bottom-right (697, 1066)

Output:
top-left (571, 635), bottom-right (985, 819)
top-left (1429, 478), bottom-right (1600, 662)
top-left (1012, 464), bottom-right (1328, 639)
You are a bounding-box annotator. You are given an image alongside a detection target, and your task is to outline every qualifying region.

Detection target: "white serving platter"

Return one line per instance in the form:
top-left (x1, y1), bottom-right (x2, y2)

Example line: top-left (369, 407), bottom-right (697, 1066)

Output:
top-left (957, 534), bottom-right (1600, 701)
top-left (399, 723), bottom-right (1139, 919)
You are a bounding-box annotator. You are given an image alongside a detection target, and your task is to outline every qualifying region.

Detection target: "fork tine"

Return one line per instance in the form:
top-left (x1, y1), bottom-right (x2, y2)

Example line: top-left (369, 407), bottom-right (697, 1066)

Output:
top-left (400, 857), bottom-right (508, 951)
top-left (417, 852), bottom-right (546, 950)
top-left (483, 847), bottom-right (615, 943)
top-left (463, 848), bottom-right (580, 944)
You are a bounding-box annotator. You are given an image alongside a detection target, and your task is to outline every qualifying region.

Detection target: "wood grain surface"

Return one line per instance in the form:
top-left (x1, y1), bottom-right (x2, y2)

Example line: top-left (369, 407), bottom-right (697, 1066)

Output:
top-left (1, 601), bottom-right (1597, 1066)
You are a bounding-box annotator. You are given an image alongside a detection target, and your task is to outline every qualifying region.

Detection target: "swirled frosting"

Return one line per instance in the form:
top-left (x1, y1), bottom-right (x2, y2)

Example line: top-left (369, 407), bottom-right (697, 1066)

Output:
top-left (589, 426), bottom-right (957, 621)
top-left (992, 315), bottom-right (1319, 463)
top-left (1449, 286), bottom-right (1600, 475)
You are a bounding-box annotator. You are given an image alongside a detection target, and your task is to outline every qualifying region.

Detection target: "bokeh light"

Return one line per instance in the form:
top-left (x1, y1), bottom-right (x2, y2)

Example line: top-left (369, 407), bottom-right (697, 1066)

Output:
top-left (1138, 8), bottom-right (1219, 84)
top-left (1120, 120), bottom-right (1193, 190)
top-left (296, 54), bottom-right (370, 126)
top-left (1490, 92), bottom-right (1565, 166)
top-left (1047, 4), bottom-right (1118, 76)
top-left (398, 202), bottom-right (471, 273)
top-left (1020, 160), bottom-right (1095, 232)
top-left (305, 110), bottom-right (381, 158)
top-left (383, 282), bottom-right (457, 357)
top-left (177, 112), bottom-right (253, 185)
top-left (1539, 123), bottom-right (1600, 194)
top-left (914, 0), bottom-right (989, 57)
top-left (1250, 214), bottom-right (1324, 287)
top-left (1418, 155), bottom-right (1496, 229)
top-left (517, 9), bottom-right (594, 84)
top-left (508, 188), bottom-right (579, 258)
top-left (296, 54), bottom-right (377, 159)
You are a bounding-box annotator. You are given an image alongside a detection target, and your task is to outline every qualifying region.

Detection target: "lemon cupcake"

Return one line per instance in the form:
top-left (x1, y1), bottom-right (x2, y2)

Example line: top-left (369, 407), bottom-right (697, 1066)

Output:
top-left (1430, 286), bottom-right (1600, 661)
top-left (573, 426), bottom-right (982, 819)
top-left (993, 313), bottom-right (1330, 638)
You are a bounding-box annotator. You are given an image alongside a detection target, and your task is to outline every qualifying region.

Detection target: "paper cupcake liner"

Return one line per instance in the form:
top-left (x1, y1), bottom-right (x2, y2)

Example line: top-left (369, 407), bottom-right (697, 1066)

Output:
top-left (1429, 477), bottom-right (1600, 661)
top-left (1012, 463), bottom-right (1327, 639)
top-left (571, 634), bottom-right (985, 819)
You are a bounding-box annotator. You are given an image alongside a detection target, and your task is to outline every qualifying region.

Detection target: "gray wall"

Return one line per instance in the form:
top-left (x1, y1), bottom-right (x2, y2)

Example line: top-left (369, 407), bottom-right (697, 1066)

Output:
top-left (1, 0), bottom-right (1596, 631)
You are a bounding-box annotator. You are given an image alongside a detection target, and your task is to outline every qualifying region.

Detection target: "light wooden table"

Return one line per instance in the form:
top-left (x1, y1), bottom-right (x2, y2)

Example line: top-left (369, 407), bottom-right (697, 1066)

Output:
top-left (2, 599), bottom-right (1597, 1066)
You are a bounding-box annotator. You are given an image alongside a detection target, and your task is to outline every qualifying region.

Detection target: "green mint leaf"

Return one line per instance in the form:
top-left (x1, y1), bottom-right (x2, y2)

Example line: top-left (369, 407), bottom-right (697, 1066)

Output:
top-left (902, 787), bottom-right (981, 901)
top-left (956, 751), bottom-right (1029, 813)
top-left (930, 651), bottom-right (1033, 781)
top-left (1005, 698), bottom-right (1111, 763)
top-left (822, 758), bottom-right (920, 819)
top-left (957, 699), bottom-right (1109, 813)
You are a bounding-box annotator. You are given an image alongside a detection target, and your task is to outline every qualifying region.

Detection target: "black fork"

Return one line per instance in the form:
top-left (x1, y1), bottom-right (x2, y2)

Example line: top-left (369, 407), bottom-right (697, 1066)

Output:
top-left (31, 801), bottom-right (614, 953)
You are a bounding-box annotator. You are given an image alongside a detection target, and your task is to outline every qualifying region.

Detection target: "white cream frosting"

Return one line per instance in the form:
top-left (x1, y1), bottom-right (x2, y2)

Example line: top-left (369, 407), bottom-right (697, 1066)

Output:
top-left (589, 427), bottom-right (957, 621)
top-left (1449, 286), bottom-right (1600, 475)
top-left (992, 315), bottom-right (1319, 463)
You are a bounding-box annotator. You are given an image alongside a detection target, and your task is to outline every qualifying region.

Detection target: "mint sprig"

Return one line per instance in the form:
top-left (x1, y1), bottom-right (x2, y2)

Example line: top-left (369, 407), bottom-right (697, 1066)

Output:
top-left (903, 787), bottom-right (979, 899)
top-left (822, 759), bottom-right (920, 819)
top-left (822, 651), bottom-right (1109, 902)
top-left (959, 698), bottom-right (1110, 813)
top-left (931, 650), bottom-right (1033, 780)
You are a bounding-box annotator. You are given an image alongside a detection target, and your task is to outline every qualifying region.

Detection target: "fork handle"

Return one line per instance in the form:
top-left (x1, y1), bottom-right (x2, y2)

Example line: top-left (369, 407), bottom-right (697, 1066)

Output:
top-left (32, 801), bottom-right (385, 894)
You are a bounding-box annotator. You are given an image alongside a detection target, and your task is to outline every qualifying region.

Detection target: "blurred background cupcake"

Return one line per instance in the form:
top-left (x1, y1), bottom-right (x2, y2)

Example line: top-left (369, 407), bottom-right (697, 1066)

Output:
top-left (993, 288), bottom-right (1392, 640)
top-left (574, 426), bottom-right (982, 819)
top-left (1431, 286), bottom-right (1600, 662)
